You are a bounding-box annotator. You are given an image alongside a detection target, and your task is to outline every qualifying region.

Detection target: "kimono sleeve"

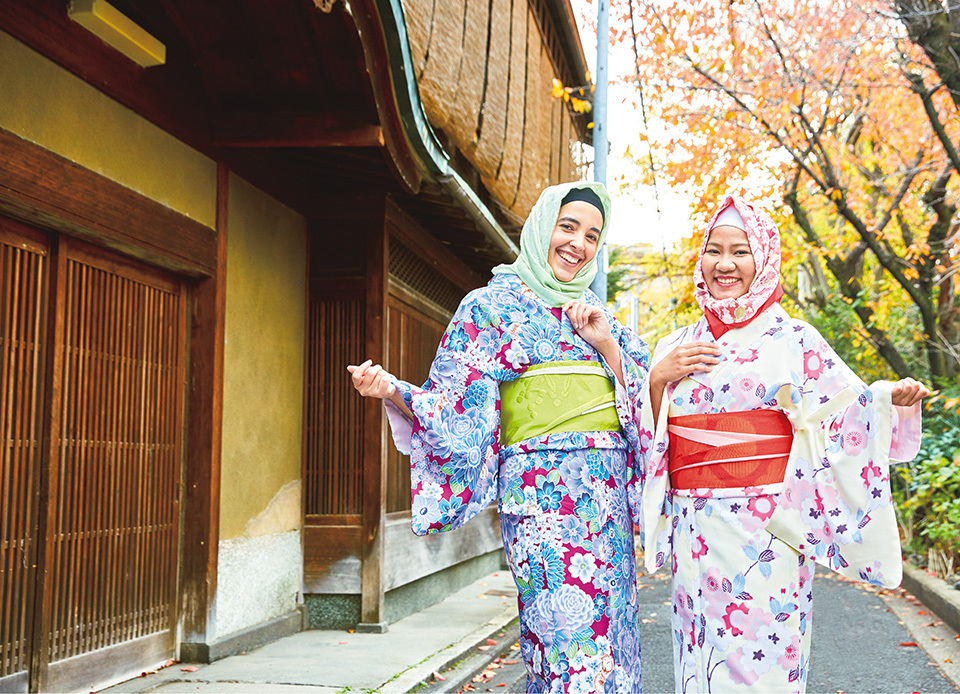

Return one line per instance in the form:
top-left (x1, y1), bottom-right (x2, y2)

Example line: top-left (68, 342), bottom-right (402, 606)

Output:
top-left (596, 308), bottom-right (651, 532)
top-left (385, 287), bottom-right (513, 536)
top-left (635, 328), bottom-right (691, 573)
top-left (765, 322), bottom-right (919, 588)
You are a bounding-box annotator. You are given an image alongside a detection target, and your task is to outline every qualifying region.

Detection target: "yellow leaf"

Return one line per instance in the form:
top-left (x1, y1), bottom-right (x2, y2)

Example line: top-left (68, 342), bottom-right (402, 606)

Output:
top-left (551, 78), bottom-right (564, 98)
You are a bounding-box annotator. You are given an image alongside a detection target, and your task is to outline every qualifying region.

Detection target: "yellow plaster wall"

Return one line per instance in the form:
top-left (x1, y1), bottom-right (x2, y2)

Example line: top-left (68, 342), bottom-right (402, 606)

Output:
top-left (219, 173), bottom-right (306, 540)
top-left (0, 30), bottom-right (216, 227)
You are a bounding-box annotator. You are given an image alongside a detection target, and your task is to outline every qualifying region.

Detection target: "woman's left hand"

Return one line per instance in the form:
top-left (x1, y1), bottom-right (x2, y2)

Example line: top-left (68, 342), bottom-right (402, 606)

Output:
top-left (562, 300), bottom-right (615, 352)
top-left (890, 377), bottom-right (931, 407)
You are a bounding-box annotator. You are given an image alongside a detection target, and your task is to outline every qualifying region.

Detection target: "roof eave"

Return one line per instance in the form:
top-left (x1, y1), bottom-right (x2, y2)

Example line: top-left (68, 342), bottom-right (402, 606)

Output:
top-left (349, 0), bottom-right (519, 262)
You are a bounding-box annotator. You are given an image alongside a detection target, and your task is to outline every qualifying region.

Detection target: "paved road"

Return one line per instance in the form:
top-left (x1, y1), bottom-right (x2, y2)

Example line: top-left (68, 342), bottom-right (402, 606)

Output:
top-left (474, 568), bottom-right (960, 693)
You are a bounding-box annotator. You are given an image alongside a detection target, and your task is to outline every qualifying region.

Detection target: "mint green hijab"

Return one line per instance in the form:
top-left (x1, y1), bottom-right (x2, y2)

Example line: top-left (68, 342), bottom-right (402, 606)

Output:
top-left (492, 181), bottom-right (612, 307)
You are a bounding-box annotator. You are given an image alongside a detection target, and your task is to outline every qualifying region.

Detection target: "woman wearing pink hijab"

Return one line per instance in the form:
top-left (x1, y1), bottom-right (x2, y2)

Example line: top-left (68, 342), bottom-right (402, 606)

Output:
top-left (637, 196), bottom-right (928, 692)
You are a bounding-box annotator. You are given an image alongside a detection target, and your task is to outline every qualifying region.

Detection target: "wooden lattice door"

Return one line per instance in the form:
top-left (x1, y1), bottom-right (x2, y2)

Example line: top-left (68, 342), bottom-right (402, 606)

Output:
top-left (0, 223), bottom-right (186, 693)
top-left (0, 220), bottom-right (47, 693)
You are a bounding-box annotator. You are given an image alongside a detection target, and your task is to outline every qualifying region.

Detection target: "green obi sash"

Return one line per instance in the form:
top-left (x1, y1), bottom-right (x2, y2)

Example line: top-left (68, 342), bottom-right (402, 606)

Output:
top-left (499, 360), bottom-right (622, 448)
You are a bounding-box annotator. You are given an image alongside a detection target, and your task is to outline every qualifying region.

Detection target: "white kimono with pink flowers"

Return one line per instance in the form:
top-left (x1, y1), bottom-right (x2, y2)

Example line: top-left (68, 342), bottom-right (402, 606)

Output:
top-left (638, 304), bottom-right (921, 693)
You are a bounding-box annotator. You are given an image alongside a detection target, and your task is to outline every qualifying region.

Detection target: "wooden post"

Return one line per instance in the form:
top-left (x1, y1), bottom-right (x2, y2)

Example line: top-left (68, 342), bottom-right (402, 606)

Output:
top-left (357, 209), bottom-right (388, 633)
top-left (179, 163), bottom-right (229, 658)
top-left (28, 235), bottom-right (66, 692)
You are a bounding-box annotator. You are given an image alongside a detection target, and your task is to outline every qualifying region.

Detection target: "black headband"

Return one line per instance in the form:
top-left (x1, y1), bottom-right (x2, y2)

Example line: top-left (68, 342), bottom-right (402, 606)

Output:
top-left (560, 187), bottom-right (605, 224)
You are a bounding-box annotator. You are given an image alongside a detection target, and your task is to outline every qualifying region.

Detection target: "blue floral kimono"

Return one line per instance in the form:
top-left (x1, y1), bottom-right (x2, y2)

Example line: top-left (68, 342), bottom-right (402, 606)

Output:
top-left (384, 273), bottom-right (650, 692)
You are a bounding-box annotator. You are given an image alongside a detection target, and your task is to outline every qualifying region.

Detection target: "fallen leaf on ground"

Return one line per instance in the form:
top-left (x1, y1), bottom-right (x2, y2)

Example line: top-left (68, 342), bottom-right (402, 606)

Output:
top-left (478, 645), bottom-right (491, 651)
top-left (181, 666), bottom-right (200, 672)
top-left (486, 638), bottom-right (498, 645)
top-left (432, 671), bottom-right (446, 681)
top-left (502, 660), bottom-right (519, 665)
top-left (899, 642), bottom-right (919, 647)
top-left (499, 632), bottom-right (506, 637)
top-left (945, 659), bottom-right (954, 663)
top-left (642, 619), bottom-right (656, 623)
top-left (338, 641), bottom-right (348, 644)
top-left (917, 610), bottom-right (928, 615)
top-left (497, 683), bottom-right (508, 687)
top-left (932, 637), bottom-right (943, 641)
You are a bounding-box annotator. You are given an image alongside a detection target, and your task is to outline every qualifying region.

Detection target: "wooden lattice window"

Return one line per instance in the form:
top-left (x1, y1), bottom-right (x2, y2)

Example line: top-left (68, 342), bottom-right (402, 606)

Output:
top-left (304, 297), bottom-right (365, 516)
top-left (388, 239), bottom-right (465, 316)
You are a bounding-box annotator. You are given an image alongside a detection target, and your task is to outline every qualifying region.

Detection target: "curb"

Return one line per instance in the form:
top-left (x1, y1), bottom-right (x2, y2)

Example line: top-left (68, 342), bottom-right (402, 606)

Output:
top-left (390, 604), bottom-right (519, 693)
top-left (901, 562), bottom-right (960, 635)
top-left (411, 619), bottom-right (522, 693)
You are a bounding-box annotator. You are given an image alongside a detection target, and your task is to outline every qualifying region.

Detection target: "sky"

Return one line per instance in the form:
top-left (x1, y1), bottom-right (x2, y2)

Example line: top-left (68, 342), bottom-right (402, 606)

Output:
top-left (571, 1), bottom-right (696, 248)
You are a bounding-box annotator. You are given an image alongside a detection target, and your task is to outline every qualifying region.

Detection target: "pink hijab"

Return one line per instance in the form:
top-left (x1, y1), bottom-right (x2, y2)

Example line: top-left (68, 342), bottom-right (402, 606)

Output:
top-left (693, 196), bottom-right (783, 338)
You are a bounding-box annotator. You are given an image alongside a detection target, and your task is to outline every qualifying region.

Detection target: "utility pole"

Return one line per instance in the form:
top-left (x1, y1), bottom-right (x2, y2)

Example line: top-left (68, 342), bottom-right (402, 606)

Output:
top-left (589, 0), bottom-right (609, 302)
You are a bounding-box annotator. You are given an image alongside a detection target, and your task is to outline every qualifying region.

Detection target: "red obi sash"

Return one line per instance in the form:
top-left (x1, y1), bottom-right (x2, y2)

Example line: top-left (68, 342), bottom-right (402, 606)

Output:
top-left (668, 410), bottom-right (793, 490)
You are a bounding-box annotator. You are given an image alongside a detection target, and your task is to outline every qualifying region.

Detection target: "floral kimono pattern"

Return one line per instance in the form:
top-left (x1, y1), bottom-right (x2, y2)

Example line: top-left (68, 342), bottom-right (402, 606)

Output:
top-left (638, 304), bottom-right (921, 693)
top-left (385, 273), bottom-right (650, 693)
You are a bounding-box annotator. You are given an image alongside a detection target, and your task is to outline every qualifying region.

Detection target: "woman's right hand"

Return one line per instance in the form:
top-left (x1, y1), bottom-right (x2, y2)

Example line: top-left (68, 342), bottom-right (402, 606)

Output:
top-left (347, 359), bottom-right (397, 399)
top-left (650, 341), bottom-right (722, 390)
top-left (649, 342), bottom-right (721, 426)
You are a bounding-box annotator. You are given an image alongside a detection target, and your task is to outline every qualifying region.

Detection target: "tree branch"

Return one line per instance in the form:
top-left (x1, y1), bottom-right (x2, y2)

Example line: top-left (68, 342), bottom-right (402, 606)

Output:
top-left (902, 69), bottom-right (960, 173)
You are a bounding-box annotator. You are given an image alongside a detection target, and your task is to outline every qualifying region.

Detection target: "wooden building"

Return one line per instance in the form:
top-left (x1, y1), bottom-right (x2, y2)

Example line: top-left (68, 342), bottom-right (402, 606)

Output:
top-left (0, 0), bottom-right (590, 691)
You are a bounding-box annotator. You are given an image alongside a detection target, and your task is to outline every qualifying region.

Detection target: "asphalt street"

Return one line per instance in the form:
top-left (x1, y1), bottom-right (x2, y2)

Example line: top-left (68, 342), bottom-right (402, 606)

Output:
top-left (468, 568), bottom-right (960, 693)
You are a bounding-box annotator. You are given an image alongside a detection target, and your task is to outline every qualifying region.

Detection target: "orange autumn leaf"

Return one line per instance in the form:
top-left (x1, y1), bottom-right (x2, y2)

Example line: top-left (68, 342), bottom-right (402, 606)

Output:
top-left (612, 0), bottom-right (959, 384)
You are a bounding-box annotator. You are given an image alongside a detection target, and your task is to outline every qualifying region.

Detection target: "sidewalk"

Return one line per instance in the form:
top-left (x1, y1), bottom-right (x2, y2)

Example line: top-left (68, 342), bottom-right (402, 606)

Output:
top-left (102, 572), bottom-right (519, 694)
top-left (102, 562), bottom-right (960, 694)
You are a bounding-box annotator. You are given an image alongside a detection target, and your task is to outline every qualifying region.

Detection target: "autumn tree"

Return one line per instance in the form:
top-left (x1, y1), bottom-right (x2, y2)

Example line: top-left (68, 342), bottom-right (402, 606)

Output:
top-left (614, 0), bottom-right (959, 387)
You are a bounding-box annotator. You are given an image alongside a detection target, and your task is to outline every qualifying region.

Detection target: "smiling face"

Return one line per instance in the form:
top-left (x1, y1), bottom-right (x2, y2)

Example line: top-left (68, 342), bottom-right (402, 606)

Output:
top-left (701, 225), bottom-right (757, 300)
top-left (547, 201), bottom-right (603, 283)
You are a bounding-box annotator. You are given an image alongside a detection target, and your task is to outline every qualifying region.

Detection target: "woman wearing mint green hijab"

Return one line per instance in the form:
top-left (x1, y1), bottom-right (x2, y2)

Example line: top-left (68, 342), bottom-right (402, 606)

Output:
top-left (349, 182), bottom-right (650, 692)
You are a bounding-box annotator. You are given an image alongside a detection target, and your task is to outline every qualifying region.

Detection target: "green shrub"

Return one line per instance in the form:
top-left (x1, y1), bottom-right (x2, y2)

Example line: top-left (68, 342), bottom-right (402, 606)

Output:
top-left (892, 385), bottom-right (960, 578)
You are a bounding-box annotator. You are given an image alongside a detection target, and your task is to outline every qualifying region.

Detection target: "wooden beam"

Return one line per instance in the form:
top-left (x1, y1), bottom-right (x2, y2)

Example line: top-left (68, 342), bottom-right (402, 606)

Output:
top-left (179, 163), bottom-right (229, 656)
top-left (215, 112), bottom-right (384, 148)
top-left (358, 211), bottom-right (388, 633)
top-left (0, 129), bottom-right (216, 277)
